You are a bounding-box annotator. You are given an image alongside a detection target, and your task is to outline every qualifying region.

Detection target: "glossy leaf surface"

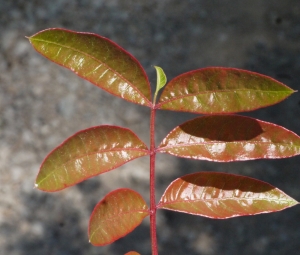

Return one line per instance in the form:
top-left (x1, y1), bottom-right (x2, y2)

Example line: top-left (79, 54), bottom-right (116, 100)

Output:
top-left (158, 172), bottom-right (298, 219)
top-left (28, 28), bottom-right (152, 106)
top-left (157, 67), bottom-right (295, 113)
top-left (36, 126), bottom-right (149, 192)
top-left (157, 115), bottom-right (300, 161)
top-left (89, 189), bottom-right (149, 246)
top-left (154, 66), bottom-right (167, 97)
top-left (125, 252), bottom-right (141, 255)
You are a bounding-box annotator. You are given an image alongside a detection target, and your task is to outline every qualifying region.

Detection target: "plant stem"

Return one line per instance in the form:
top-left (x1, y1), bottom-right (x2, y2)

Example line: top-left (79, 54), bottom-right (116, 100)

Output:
top-left (150, 105), bottom-right (158, 255)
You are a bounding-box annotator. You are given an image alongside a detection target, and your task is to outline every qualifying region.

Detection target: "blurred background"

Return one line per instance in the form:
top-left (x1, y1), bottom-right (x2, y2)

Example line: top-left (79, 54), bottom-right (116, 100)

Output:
top-left (1, 1), bottom-right (300, 254)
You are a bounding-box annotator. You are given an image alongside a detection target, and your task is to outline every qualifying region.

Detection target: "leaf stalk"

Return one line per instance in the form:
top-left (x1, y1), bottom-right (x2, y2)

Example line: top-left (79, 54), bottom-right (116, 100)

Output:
top-left (150, 105), bottom-right (158, 255)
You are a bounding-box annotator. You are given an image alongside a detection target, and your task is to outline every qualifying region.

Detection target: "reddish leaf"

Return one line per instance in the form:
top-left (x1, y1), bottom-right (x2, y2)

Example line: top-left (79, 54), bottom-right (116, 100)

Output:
top-left (125, 252), bottom-right (141, 255)
top-left (157, 172), bottom-right (298, 219)
top-left (157, 115), bottom-right (300, 162)
top-left (36, 126), bottom-right (149, 192)
top-left (28, 28), bottom-right (152, 106)
top-left (89, 189), bottom-right (149, 246)
top-left (157, 67), bottom-right (295, 113)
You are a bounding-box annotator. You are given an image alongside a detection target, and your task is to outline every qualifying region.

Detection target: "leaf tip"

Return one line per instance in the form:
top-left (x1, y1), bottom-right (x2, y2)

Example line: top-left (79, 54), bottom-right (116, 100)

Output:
top-left (25, 35), bottom-right (34, 42)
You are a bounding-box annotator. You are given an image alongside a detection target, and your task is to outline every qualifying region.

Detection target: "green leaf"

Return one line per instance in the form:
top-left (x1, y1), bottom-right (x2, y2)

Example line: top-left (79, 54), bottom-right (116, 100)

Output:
top-left (36, 126), bottom-right (149, 192)
top-left (89, 189), bottom-right (149, 246)
top-left (157, 172), bottom-right (298, 219)
top-left (157, 115), bottom-right (300, 162)
top-left (156, 67), bottom-right (295, 113)
top-left (153, 65), bottom-right (167, 103)
top-left (125, 252), bottom-right (141, 255)
top-left (28, 28), bottom-right (152, 106)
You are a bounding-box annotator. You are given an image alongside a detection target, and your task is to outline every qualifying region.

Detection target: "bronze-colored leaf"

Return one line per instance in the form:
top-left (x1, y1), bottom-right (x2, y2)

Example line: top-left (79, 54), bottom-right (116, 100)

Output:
top-left (157, 67), bottom-right (295, 113)
top-left (89, 189), bottom-right (149, 246)
top-left (36, 126), bottom-right (149, 192)
top-left (29, 28), bottom-right (152, 106)
top-left (157, 115), bottom-right (300, 161)
top-left (158, 172), bottom-right (298, 219)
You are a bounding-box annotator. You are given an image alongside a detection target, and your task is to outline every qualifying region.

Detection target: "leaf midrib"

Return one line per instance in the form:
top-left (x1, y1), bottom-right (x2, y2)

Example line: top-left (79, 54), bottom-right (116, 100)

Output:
top-left (159, 196), bottom-right (295, 206)
top-left (158, 141), bottom-right (300, 150)
top-left (37, 148), bottom-right (149, 185)
top-left (157, 89), bottom-right (292, 107)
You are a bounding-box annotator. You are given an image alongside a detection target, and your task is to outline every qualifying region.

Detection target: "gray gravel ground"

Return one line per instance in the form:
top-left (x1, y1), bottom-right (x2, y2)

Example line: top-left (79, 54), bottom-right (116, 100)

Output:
top-left (1, 1), bottom-right (300, 254)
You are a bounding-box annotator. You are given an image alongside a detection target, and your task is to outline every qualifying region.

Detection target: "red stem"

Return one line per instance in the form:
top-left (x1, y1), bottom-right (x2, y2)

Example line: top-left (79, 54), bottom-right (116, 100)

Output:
top-left (150, 105), bottom-right (158, 255)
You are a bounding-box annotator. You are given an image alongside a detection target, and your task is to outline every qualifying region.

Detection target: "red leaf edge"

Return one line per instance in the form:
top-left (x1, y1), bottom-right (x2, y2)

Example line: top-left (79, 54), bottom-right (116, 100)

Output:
top-left (36, 125), bottom-right (150, 192)
top-left (156, 67), bottom-right (296, 113)
top-left (29, 28), bottom-right (152, 107)
top-left (88, 188), bottom-right (149, 246)
top-left (157, 172), bottom-right (299, 219)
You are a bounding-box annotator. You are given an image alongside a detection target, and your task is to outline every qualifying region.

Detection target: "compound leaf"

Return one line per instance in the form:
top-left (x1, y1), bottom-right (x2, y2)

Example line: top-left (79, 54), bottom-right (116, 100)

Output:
top-left (157, 115), bottom-right (300, 162)
top-left (158, 172), bottom-right (298, 219)
top-left (89, 189), bottom-right (149, 246)
top-left (36, 126), bottom-right (149, 192)
top-left (28, 28), bottom-right (152, 106)
top-left (157, 67), bottom-right (295, 113)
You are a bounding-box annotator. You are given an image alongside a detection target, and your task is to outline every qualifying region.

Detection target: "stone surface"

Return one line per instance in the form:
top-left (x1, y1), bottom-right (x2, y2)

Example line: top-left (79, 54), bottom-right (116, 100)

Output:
top-left (1, 1), bottom-right (300, 254)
